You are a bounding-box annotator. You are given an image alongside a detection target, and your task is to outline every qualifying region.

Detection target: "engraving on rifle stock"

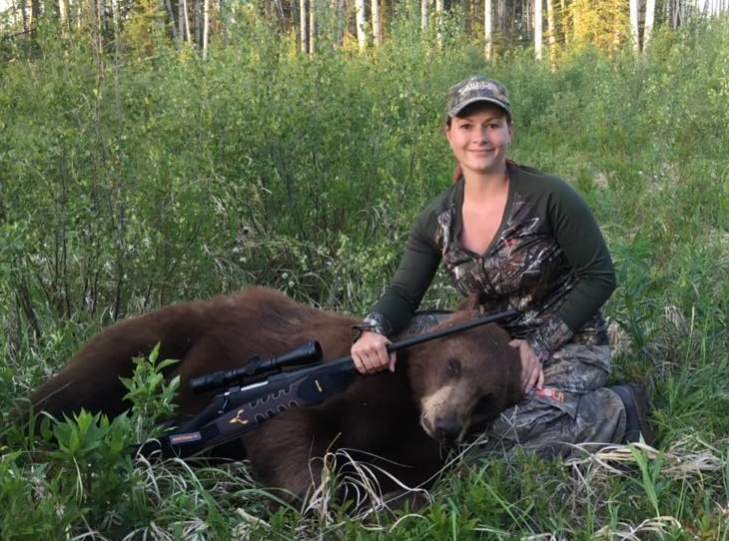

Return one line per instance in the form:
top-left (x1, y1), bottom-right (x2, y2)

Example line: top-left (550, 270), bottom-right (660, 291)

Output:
top-left (229, 408), bottom-right (249, 426)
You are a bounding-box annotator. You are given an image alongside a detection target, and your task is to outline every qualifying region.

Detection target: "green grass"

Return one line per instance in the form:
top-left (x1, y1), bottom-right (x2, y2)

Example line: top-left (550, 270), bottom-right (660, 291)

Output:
top-left (2, 10), bottom-right (729, 539)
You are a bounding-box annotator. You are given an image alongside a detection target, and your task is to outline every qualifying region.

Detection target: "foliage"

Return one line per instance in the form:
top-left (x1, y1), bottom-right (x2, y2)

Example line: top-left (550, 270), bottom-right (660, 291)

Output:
top-left (568, 0), bottom-right (631, 56)
top-left (1, 13), bottom-right (729, 539)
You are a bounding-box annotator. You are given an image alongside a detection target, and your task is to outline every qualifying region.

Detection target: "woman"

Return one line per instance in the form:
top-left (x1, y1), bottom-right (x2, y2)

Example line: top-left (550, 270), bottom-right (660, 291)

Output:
top-left (350, 76), bottom-right (652, 456)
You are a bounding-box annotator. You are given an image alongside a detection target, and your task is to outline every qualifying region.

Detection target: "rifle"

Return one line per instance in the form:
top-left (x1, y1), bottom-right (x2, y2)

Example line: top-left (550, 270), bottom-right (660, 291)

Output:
top-left (143, 308), bottom-right (520, 458)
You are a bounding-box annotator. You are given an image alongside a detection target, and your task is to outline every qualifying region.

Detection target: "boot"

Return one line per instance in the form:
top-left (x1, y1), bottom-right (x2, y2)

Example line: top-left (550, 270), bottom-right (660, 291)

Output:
top-left (610, 384), bottom-right (656, 446)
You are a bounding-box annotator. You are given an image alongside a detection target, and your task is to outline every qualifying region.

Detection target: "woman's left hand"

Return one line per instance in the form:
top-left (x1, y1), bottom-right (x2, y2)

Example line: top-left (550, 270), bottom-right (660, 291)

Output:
top-left (509, 339), bottom-right (544, 394)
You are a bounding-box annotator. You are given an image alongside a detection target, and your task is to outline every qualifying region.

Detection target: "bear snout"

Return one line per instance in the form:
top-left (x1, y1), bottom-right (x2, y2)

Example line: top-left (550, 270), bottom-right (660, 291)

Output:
top-left (418, 383), bottom-right (473, 443)
top-left (419, 410), bottom-right (468, 445)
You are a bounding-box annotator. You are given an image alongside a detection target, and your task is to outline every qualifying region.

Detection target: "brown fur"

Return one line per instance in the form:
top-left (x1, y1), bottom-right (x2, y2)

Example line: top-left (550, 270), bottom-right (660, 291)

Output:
top-left (29, 287), bottom-right (522, 499)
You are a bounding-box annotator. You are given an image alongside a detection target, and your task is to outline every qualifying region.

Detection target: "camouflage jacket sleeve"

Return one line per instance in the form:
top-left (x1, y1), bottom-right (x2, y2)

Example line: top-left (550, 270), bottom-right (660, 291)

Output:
top-left (525, 177), bottom-right (616, 361)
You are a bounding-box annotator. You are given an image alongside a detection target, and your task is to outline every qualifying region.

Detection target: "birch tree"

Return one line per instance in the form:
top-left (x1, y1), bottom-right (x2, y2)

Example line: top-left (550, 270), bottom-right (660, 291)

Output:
top-left (484, 0), bottom-right (493, 60)
top-left (534, 0), bottom-right (543, 60)
top-left (630, 0), bottom-right (640, 51)
top-left (421, 0), bottom-right (429, 31)
top-left (182, 0), bottom-right (192, 45)
top-left (435, 0), bottom-right (443, 47)
top-left (644, 0), bottom-right (656, 49)
top-left (307, 0), bottom-right (315, 54)
top-left (355, 0), bottom-right (367, 50)
top-left (300, 0), bottom-right (308, 53)
top-left (58, 0), bottom-right (69, 34)
top-left (202, 0), bottom-right (209, 59)
top-left (546, 0), bottom-right (556, 64)
top-left (372, 0), bottom-right (382, 46)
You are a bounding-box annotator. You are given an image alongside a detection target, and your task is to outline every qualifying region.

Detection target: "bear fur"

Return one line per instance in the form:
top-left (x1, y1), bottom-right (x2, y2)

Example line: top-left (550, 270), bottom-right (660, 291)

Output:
top-left (29, 287), bottom-right (522, 500)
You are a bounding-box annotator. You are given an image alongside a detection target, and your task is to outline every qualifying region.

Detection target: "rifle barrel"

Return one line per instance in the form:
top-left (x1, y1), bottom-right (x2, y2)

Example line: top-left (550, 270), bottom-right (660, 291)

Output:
top-left (275, 308), bottom-right (521, 378)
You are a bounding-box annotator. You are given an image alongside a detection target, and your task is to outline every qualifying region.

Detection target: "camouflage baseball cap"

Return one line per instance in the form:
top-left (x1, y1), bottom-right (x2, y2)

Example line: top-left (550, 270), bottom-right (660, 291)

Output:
top-left (447, 76), bottom-right (512, 119)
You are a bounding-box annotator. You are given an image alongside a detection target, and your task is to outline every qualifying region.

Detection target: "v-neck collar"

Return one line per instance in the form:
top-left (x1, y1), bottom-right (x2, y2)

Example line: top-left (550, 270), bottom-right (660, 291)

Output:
top-left (452, 163), bottom-right (517, 259)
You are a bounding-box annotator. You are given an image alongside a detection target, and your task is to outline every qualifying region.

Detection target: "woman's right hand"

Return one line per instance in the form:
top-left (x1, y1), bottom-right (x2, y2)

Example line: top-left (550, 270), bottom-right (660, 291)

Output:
top-left (351, 331), bottom-right (396, 375)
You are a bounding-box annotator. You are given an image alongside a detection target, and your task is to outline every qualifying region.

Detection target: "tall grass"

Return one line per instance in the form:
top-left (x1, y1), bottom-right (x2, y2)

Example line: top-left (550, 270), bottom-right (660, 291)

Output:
top-left (1, 9), bottom-right (729, 539)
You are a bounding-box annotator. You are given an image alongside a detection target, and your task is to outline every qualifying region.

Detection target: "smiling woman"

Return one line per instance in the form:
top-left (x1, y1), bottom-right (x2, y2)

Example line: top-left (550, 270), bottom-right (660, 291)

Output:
top-left (350, 75), bottom-right (654, 457)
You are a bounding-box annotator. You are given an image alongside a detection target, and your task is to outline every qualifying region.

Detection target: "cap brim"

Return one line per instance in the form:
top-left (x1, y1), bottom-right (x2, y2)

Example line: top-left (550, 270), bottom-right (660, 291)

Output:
top-left (448, 97), bottom-right (511, 118)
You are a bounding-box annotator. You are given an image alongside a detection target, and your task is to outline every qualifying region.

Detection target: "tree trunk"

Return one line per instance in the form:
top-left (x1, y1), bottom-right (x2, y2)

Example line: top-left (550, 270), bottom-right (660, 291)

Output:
top-left (421, 0), bottom-right (429, 31)
top-left (497, 0), bottom-right (505, 39)
top-left (561, 0), bottom-right (568, 45)
top-left (220, 0), bottom-right (229, 47)
top-left (630, 0), bottom-right (640, 52)
top-left (112, 0), bottom-right (121, 56)
top-left (331, 0), bottom-right (345, 46)
top-left (202, 0), bottom-right (209, 59)
top-left (58, 0), bottom-right (69, 33)
top-left (164, 0), bottom-right (179, 44)
top-left (309, 0), bottom-right (316, 54)
top-left (195, 0), bottom-right (203, 48)
top-left (435, 0), bottom-right (443, 47)
top-left (546, 0), bottom-right (556, 66)
top-left (644, 0), bottom-right (655, 49)
top-left (355, 0), bottom-right (367, 50)
top-left (534, 0), bottom-right (543, 60)
top-left (372, 0), bottom-right (382, 46)
top-left (30, 0), bottom-right (40, 29)
top-left (300, 0), bottom-right (308, 53)
top-left (484, 0), bottom-right (493, 60)
top-left (182, 0), bottom-right (192, 45)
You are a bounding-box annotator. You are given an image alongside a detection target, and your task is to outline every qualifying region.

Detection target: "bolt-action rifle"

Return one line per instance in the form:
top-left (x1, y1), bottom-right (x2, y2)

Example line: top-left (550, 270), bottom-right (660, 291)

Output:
top-left (143, 309), bottom-right (520, 458)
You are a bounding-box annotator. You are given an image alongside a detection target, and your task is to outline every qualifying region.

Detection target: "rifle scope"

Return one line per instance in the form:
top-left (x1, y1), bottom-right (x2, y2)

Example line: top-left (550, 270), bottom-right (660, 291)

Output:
top-left (190, 340), bottom-right (323, 393)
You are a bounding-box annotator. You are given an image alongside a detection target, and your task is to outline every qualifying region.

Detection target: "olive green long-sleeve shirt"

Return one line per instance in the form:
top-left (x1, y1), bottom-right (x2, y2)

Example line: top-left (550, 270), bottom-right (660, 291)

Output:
top-left (364, 161), bottom-right (616, 362)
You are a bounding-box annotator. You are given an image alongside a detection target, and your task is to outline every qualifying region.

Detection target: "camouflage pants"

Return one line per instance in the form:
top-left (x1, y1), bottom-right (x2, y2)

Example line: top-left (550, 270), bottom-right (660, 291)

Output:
top-left (401, 313), bottom-right (627, 459)
top-left (481, 343), bottom-right (625, 458)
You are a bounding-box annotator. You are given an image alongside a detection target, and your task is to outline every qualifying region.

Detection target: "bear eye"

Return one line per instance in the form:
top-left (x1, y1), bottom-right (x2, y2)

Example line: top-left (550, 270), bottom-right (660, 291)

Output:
top-left (447, 358), bottom-right (462, 378)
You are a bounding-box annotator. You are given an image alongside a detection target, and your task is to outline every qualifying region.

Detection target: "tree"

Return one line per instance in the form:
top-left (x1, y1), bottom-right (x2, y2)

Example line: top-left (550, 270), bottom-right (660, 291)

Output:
top-left (630, 0), bottom-right (639, 52)
top-left (372, 0), bottom-right (382, 45)
top-left (300, 0), bottom-right (308, 53)
top-left (435, 0), bottom-right (443, 47)
top-left (309, 0), bottom-right (316, 54)
top-left (644, 0), bottom-right (656, 49)
top-left (546, 0), bottom-right (557, 65)
top-left (421, 0), bottom-right (429, 31)
top-left (355, 0), bottom-right (367, 50)
top-left (569, 0), bottom-right (629, 55)
top-left (331, 0), bottom-right (345, 46)
top-left (58, 0), bottom-right (69, 34)
top-left (202, 0), bottom-right (210, 59)
top-left (535, 0), bottom-right (543, 59)
top-left (484, 0), bottom-right (493, 60)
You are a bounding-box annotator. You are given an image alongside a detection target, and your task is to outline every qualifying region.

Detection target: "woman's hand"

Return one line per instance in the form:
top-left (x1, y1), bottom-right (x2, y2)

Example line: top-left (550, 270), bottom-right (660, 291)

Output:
top-left (509, 339), bottom-right (544, 394)
top-left (351, 331), bottom-right (396, 375)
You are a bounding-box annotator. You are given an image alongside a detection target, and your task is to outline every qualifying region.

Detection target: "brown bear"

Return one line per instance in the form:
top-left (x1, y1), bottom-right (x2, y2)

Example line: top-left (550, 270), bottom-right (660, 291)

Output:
top-left (29, 287), bottom-right (522, 500)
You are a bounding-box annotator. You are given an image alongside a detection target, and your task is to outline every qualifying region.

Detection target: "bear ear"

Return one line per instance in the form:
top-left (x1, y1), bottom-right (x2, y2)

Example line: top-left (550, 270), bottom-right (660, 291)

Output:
top-left (457, 291), bottom-right (483, 312)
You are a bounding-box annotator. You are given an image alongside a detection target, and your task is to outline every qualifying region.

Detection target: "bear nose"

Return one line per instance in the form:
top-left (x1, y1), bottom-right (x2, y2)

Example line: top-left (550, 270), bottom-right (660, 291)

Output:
top-left (434, 417), bottom-right (462, 443)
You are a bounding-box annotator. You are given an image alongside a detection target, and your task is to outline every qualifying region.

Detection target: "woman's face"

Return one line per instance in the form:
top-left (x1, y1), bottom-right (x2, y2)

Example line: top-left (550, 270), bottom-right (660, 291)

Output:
top-left (445, 104), bottom-right (512, 176)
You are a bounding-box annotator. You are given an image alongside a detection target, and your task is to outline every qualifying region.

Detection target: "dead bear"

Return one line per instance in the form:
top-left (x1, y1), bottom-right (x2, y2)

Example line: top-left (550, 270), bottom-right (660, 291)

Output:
top-left (28, 287), bottom-right (522, 500)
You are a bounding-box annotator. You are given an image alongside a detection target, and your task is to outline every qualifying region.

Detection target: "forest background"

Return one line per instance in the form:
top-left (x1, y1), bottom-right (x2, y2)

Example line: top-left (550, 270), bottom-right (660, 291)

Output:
top-left (1, 0), bottom-right (729, 539)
